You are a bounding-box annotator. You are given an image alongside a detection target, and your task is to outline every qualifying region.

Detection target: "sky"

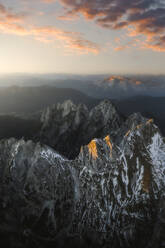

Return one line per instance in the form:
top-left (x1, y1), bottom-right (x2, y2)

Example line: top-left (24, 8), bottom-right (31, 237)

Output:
top-left (0, 0), bottom-right (165, 74)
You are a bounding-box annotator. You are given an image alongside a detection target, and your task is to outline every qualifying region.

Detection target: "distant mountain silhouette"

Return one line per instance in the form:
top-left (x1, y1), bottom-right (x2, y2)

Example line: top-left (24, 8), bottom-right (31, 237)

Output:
top-left (0, 85), bottom-right (99, 113)
top-left (0, 87), bottom-right (165, 143)
top-left (52, 75), bottom-right (165, 99)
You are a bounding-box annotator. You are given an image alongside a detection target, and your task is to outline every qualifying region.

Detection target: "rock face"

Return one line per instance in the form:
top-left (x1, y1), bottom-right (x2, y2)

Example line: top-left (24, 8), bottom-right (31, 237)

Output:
top-left (39, 100), bottom-right (122, 159)
top-left (0, 110), bottom-right (165, 248)
top-left (0, 139), bottom-right (74, 248)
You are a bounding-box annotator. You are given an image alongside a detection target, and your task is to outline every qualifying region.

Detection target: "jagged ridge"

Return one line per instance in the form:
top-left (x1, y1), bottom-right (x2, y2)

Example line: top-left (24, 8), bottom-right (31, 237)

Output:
top-left (38, 99), bottom-right (122, 159)
top-left (0, 102), bottom-right (165, 248)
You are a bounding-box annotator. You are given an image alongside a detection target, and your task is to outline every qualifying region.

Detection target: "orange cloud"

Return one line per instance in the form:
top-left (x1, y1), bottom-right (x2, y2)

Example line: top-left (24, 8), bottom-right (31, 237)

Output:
top-left (0, 22), bottom-right (29, 36)
top-left (114, 45), bottom-right (128, 51)
top-left (57, 0), bottom-right (165, 52)
top-left (0, 3), bottom-right (28, 35)
top-left (31, 26), bottom-right (100, 54)
top-left (0, 3), bottom-right (26, 22)
top-left (114, 39), bottom-right (140, 51)
top-left (141, 36), bottom-right (165, 52)
top-left (0, 2), bottom-right (100, 55)
top-left (41, 0), bottom-right (56, 2)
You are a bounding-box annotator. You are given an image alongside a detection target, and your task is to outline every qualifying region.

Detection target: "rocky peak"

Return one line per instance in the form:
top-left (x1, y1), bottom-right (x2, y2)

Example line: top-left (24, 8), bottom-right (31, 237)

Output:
top-left (77, 117), bottom-right (165, 246)
top-left (78, 115), bottom-right (165, 198)
top-left (0, 115), bottom-right (165, 248)
top-left (41, 100), bottom-right (79, 125)
top-left (90, 99), bottom-right (117, 114)
top-left (89, 99), bottom-right (121, 128)
top-left (38, 99), bottom-right (123, 159)
top-left (56, 100), bottom-right (77, 117)
top-left (124, 112), bottom-right (147, 127)
top-left (122, 114), bottom-right (160, 149)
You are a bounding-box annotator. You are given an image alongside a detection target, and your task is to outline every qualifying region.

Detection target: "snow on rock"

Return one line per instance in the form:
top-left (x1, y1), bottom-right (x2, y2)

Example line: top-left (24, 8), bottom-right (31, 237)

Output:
top-left (0, 111), bottom-right (165, 247)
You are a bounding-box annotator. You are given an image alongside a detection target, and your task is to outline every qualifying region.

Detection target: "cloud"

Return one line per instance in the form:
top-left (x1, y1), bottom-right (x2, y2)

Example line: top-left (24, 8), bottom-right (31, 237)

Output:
top-left (114, 45), bottom-right (129, 51)
top-left (0, 3), bottom-right (29, 35)
top-left (114, 40), bottom-right (139, 51)
top-left (31, 26), bottom-right (100, 54)
top-left (41, 0), bottom-right (56, 3)
top-left (0, 3), bottom-right (100, 54)
top-left (58, 0), bottom-right (165, 52)
top-left (0, 3), bottom-right (26, 23)
top-left (0, 22), bottom-right (29, 36)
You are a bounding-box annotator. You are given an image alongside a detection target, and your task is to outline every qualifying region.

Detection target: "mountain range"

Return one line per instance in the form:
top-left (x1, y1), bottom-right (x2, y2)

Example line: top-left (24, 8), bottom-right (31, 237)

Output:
top-left (1, 74), bottom-right (165, 99)
top-left (0, 74), bottom-right (165, 247)
top-left (0, 86), bottom-right (99, 114)
top-left (0, 100), bottom-right (165, 248)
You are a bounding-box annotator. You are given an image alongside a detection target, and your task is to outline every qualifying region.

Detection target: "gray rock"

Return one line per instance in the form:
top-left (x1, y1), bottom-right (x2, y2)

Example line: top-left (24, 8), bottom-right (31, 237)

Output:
top-left (39, 99), bottom-right (122, 159)
top-left (0, 113), bottom-right (165, 247)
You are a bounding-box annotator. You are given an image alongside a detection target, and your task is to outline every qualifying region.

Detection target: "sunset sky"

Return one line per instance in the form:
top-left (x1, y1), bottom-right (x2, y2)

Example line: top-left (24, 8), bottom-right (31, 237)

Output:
top-left (0, 0), bottom-right (165, 74)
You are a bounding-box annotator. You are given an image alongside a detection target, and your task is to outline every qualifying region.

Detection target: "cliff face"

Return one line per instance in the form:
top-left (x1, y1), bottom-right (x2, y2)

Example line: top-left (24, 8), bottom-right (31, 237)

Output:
top-left (39, 100), bottom-right (122, 159)
top-left (0, 139), bottom-right (74, 248)
top-left (76, 115), bottom-right (165, 248)
top-left (0, 104), bottom-right (165, 247)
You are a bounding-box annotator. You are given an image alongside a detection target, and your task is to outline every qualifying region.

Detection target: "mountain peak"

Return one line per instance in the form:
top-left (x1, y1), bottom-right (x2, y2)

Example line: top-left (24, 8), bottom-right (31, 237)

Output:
top-left (91, 99), bottom-right (117, 114)
top-left (38, 100), bottom-right (123, 159)
top-left (0, 104), bottom-right (165, 247)
top-left (104, 75), bottom-right (142, 86)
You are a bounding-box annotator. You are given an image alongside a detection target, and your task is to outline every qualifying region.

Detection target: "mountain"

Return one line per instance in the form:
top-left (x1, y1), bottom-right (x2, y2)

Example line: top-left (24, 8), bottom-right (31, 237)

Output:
top-left (0, 86), bottom-right (99, 114)
top-left (52, 75), bottom-right (165, 99)
top-left (92, 76), bottom-right (146, 98)
top-left (114, 96), bottom-right (165, 135)
top-left (0, 97), bottom-right (165, 159)
top-left (0, 103), bottom-right (165, 248)
top-left (38, 100), bottom-right (123, 159)
top-left (91, 75), bottom-right (165, 99)
top-left (0, 100), bottom-right (122, 157)
top-left (0, 73), bottom-right (107, 87)
top-left (2, 74), bottom-right (165, 100)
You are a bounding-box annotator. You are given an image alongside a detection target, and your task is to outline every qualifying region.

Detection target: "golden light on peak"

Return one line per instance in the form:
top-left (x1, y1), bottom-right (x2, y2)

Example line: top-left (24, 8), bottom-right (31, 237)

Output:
top-left (125, 130), bottom-right (131, 137)
top-left (88, 140), bottom-right (98, 159)
top-left (136, 124), bottom-right (142, 129)
top-left (135, 81), bottom-right (142, 85)
top-left (146, 119), bottom-right (153, 125)
top-left (104, 135), bottom-right (113, 157)
top-left (108, 76), bottom-right (125, 81)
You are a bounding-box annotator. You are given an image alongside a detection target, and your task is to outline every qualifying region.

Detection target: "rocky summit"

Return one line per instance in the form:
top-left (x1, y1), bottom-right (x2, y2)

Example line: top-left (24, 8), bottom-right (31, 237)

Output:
top-left (0, 101), bottom-right (165, 248)
top-left (39, 99), bottom-right (122, 159)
